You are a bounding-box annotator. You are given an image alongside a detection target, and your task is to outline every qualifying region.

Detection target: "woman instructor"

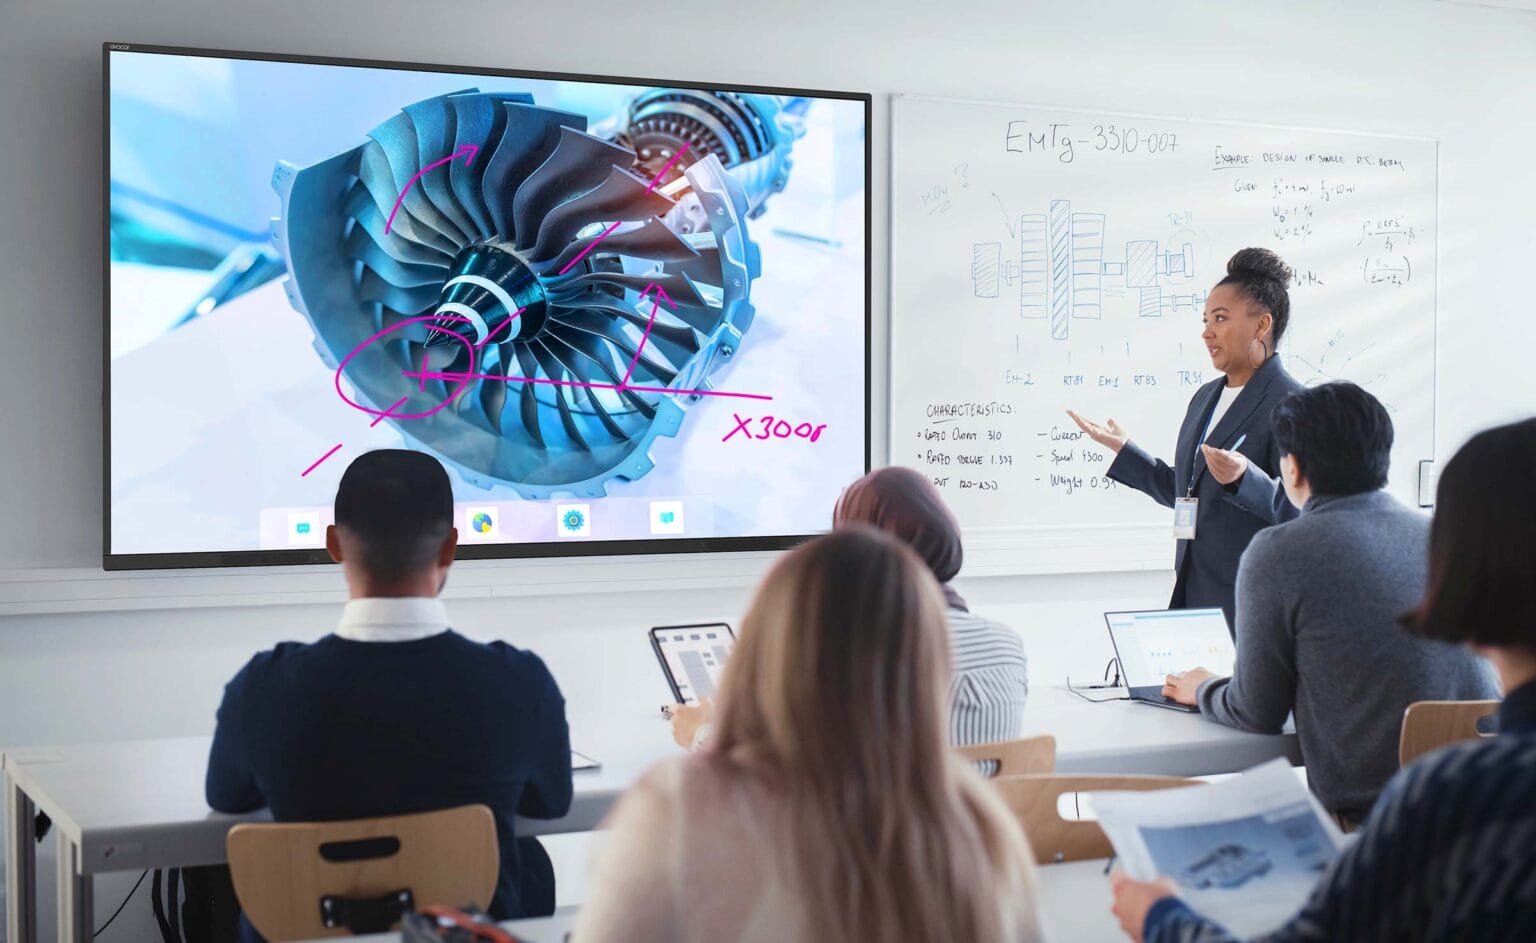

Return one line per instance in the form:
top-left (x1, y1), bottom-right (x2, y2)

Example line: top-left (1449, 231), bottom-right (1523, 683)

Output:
top-left (1068, 248), bottom-right (1303, 630)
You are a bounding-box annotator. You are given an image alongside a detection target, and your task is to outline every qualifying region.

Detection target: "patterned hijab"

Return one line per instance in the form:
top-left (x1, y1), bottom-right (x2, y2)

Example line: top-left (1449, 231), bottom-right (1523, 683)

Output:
top-left (832, 466), bottom-right (968, 612)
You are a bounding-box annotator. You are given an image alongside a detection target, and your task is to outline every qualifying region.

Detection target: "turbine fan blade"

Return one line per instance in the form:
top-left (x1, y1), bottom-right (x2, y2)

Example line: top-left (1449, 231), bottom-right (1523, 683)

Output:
top-left (446, 92), bottom-right (532, 241)
top-left (527, 167), bottom-right (674, 264)
top-left (511, 344), bottom-right (546, 448)
top-left (543, 217), bottom-right (701, 275)
top-left (478, 344), bottom-right (512, 434)
top-left (665, 246), bottom-right (726, 287)
top-left (557, 301), bottom-right (699, 369)
top-left (359, 268), bottom-right (439, 314)
top-left (346, 174), bottom-right (459, 259)
top-left (529, 341), bottom-right (592, 452)
top-left (482, 102), bottom-right (587, 244)
top-left (402, 95), bottom-right (478, 245)
top-left (512, 127), bottom-right (636, 252)
top-left (365, 110), bottom-right (468, 246)
top-left (539, 330), bottom-right (631, 440)
top-left (344, 226), bottom-right (447, 287)
top-left (554, 270), bottom-right (710, 308)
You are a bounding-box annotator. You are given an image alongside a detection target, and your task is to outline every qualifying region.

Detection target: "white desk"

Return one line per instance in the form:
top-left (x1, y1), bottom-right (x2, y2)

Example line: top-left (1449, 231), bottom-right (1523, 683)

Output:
top-left (310, 859), bottom-right (1126, 942)
top-left (1023, 685), bottom-right (1300, 777)
top-left (4, 690), bottom-right (1293, 943)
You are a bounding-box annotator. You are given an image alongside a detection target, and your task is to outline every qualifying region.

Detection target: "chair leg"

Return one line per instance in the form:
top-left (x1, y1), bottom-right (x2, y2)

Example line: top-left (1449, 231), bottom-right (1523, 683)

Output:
top-left (56, 838), bottom-right (93, 943)
top-left (5, 775), bottom-right (39, 943)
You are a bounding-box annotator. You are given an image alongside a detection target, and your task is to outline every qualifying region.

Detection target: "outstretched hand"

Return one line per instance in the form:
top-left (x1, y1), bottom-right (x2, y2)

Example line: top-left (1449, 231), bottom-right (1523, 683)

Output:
top-left (1067, 410), bottom-right (1128, 454)
top-left (1200, 444), bottom-right (1249, 485)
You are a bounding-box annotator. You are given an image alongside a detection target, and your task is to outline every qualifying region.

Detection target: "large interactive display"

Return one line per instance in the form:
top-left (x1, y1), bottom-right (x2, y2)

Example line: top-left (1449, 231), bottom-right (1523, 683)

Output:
top-left (105, 44), bottom-right (870, 568)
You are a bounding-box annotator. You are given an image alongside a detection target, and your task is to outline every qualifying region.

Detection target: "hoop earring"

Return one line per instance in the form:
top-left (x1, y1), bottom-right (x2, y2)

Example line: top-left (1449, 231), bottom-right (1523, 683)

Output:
top-left (1248, 336), bottom-right (1269, 369)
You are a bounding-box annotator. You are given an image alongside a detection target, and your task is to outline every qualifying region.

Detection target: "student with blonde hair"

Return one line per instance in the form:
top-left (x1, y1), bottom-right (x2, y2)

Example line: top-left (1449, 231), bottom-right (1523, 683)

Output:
top-left (575, 527), bottom-right (1042, 943)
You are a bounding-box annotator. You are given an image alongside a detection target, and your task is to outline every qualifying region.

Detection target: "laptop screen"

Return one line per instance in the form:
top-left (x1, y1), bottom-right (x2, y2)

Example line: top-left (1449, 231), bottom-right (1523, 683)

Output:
top-left (1105, 609), bottom-right (1236, 689)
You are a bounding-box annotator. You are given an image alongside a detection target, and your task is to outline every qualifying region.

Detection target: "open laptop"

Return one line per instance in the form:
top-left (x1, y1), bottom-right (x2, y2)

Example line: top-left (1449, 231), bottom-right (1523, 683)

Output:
top-left (1104, 608), bottom-right (1237, 713)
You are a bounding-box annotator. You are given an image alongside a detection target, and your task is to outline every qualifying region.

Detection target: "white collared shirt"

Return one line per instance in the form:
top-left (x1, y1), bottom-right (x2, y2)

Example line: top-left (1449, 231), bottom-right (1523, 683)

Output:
top-left (335, 597), bottom-right (451, 643)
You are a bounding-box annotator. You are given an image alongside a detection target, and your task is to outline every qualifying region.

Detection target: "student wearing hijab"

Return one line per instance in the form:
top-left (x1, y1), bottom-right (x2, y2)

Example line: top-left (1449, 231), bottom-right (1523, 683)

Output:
top-left (669, 466), bottom-right (1028, 750)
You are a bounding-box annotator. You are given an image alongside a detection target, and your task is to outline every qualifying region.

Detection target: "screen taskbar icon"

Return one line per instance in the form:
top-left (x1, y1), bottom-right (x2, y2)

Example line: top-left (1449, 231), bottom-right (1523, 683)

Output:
top-left (649, 500), bottom-right (685, 536)
top-left (465, 506), bottom-right (499, 540)
top-left (286, 512), bottom-right (322, 547)
top-left (556, 503), bottom-right (592, 538)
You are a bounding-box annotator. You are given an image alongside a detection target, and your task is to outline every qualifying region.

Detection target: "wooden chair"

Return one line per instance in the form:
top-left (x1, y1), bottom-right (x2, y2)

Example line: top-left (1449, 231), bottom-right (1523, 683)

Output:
top-left (991, 774), bottom-right (1200, 864)
top-left (226, 804), bottom-right (498, 941)
top-left (957, 735), bottom-right (1058, 777)
top-left (1399, 700), bottom-right (1499, 767)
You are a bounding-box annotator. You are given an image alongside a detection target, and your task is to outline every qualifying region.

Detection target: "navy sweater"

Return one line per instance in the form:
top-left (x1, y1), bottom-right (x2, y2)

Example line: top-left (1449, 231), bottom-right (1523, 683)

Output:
top-left (206, 630), bottom-right (572, 920)
top-left (1146, 679), bottom-right (1536, 942)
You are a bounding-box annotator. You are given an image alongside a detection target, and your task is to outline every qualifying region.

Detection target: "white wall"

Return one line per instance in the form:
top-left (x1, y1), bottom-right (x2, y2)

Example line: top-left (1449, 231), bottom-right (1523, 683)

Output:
top-left (2, 0), bottom-right (1533, 939)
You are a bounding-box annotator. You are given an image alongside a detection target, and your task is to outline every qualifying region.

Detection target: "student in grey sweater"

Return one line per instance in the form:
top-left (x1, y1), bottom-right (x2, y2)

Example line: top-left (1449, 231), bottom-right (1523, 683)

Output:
top-left (1162, 383), bottom-right (1498, 823)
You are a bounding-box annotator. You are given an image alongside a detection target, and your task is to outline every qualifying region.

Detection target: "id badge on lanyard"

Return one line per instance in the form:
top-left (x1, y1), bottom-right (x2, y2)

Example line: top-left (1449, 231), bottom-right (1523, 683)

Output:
top-left (1173, 496), bottom-right (1198, 540)
top-left (1174, 459), bottom-right (1201, 540)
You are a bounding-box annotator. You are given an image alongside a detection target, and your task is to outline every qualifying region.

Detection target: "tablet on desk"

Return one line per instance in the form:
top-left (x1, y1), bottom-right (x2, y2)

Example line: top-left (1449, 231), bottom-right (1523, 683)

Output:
top-left (650, 622), bottom-right (735, 705)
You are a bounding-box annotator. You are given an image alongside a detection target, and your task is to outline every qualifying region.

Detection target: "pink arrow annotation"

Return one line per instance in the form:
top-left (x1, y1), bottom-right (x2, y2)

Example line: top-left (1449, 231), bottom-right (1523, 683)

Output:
top-left (384, 143), bottom-right (479, 236)
top-left (301, 442), bottom-right (344, 477)
top-left (623, 282), bottom-right (676, 385)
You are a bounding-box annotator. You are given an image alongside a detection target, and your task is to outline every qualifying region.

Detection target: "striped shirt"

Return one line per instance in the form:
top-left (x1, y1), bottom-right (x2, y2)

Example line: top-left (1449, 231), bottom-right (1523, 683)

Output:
top-left (946, 607), bottom-right (1029, 747)
top-left (689, 609), bottom-right (1028, 755)
top-left (1145, 679), bottom-right (1536, 943)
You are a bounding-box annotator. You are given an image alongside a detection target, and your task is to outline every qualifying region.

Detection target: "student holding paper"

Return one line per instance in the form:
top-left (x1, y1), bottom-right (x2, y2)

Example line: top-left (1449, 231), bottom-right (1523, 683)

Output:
top-left (1160, 383), bottom-right (1497, 824)
top-left (1111, 418), bottom-right (1536, 943)
top-left (1069, 248), bottom-right (1303, 628)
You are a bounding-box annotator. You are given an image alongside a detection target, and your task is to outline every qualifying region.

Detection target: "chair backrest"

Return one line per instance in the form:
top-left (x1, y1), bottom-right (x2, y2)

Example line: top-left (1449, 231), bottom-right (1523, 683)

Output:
top-left (226, 804), bottom-right (498, 942)
top-left (991, 774), bottom-right (1200, 864)
top-left (1399, 700), bottom-right (1499, 767)
top-left (956, 735), bottom-right (1058, 777)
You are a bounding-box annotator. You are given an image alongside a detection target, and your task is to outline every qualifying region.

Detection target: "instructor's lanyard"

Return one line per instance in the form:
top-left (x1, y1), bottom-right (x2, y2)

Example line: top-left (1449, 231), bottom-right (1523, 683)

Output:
top-left (1176, 391), bottom-right (1236, 538)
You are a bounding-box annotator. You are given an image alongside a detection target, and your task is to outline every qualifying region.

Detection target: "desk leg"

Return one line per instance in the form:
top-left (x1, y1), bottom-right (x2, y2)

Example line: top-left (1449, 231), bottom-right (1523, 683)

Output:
top-left (5, 774), bottom-right (38, 943)
top-left (56, 838), bottom-right (92, 943)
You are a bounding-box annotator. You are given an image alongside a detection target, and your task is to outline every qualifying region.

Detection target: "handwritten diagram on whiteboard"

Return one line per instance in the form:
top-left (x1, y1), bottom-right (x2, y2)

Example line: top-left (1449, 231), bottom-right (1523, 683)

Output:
top-left (891, 96), bottom-right (1436, 570)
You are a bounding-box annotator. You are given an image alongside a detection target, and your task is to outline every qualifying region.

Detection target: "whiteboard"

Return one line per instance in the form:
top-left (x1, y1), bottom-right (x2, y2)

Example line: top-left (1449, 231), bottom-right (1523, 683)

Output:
top-left (890, 96), bottom-right (1437, 571)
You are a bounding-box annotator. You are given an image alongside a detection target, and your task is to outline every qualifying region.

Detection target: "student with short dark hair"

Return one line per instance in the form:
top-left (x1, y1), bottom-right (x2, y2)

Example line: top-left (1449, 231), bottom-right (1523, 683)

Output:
top-left (1161, 383), bottom-right (1497, 822)
top-left (206, 450), bottom-right (571, 934)
top-left (1113, 417), bottom-right (1536, 942)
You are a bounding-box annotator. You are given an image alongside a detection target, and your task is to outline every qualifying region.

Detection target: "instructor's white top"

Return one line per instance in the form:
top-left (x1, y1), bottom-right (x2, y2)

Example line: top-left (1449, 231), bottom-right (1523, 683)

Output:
top-left (1202, 383), bottom-right (1245, 443)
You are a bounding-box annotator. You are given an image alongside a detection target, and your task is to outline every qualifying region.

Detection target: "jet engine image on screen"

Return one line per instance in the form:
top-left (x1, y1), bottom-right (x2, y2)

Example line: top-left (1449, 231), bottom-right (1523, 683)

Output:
top-left (275, 89), bottom-right (802, 498)
top-left (106, 46), bottom-right (869, 567)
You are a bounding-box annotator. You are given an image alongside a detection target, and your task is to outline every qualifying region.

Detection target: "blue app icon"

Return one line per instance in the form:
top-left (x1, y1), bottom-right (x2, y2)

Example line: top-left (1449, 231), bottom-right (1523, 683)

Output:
top-left (659, 510), bottom-right (675, 525)
top-left (295, 522), bottom-right (311, 535)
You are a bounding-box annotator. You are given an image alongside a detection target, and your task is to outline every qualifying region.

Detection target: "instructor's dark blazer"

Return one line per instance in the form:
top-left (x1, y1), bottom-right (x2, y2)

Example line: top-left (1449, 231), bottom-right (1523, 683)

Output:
top-left (1107, 354), bottom-right (1304, 629)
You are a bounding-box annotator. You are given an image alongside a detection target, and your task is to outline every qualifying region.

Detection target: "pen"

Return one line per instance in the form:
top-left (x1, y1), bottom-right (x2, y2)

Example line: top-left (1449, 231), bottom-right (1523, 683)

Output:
top-left (1230, 433), bottom-right (1247, 451)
